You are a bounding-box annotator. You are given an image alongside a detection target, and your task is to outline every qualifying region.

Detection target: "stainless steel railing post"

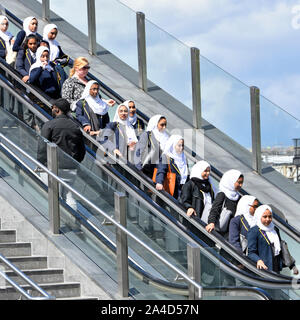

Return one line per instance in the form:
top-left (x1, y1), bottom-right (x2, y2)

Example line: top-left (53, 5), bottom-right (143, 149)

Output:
top-left (42, 0), bottom-right (50, 22)
top-left (187, 242), bottom-right (202, 300)
top-left (250, 86), bottom-right (262, 174)
top-left (115, 192), bottom-right (129, 298)
top-left (47, 142), bottom-right (60, 234)
top-left (191, 47), bottom-right (202, 129)
top-left (87, 0), bottom-right (97, 56)
top-left (136, 12), bottom-right (147, 92)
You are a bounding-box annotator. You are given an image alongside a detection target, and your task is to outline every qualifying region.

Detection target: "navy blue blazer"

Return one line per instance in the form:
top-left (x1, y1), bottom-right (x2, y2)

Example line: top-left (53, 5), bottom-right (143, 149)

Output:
top-left (0, 37), bottom-right (7, 59)
top-left (12, 30), bottom-right (26, 52)
top-left (15, 49), bottom-right (36, 77)
top-left (155, 156), bottom-right (187, 199)
top-left (29, 64), bottom-right (61, 99)
top-left (75, 99), bottom-right (109, 130)
top-left (98, 122), bottom-right (127, 156)
top-left (247, 225), bottom-right (283, 272)
top-left (229, 215), bottom-right (250, 253)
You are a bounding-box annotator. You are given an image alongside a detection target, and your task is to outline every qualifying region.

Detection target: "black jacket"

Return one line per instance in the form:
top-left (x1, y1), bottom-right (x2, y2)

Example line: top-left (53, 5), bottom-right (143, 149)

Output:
top-left (179, 179), bottom-right (215, 219)
top-left (37, 114), bottom-right (86, 169)
top-left (208, 192), bottom-right (240, 225)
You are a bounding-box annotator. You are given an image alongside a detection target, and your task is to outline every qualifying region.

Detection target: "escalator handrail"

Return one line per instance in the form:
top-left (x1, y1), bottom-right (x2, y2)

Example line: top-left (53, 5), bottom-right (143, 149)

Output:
top-left (2, 11), bottom-right (300, 277)
top-left (0, 56), bottom-right (298, 284)
top-left (1, 134), bottom-right (299, 296)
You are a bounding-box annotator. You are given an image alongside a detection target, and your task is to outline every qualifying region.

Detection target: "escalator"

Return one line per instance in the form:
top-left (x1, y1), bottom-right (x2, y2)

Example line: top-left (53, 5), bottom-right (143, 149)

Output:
top-left (0, 8), bottom-right (300, 299)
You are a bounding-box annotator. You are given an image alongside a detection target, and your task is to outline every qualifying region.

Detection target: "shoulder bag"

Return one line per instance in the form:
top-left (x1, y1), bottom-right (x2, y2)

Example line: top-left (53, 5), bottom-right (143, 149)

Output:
top-left (214, 198), bottom-right (233, 233)
top-left (152, 163), bottom-right (176, 196)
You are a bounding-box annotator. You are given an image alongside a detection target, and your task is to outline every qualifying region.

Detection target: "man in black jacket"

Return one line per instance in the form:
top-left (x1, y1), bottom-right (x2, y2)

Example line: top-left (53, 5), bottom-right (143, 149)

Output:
top-left (37, 98), bottom-right (86, 209)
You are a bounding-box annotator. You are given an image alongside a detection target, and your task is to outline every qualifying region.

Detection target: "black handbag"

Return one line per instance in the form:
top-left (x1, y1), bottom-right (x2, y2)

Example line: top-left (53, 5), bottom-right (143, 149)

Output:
top-left (281, 240), bottom-right (295, 268)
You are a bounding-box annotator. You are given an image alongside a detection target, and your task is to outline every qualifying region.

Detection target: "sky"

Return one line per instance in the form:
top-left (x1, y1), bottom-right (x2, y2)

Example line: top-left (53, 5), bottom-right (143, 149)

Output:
top-left (119, 0), bottom-right (300, 122)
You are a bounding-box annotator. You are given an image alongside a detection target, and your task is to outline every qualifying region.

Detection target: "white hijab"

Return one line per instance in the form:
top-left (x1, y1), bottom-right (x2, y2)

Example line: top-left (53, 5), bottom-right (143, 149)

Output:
top-left (219, 169), bottom-right (242, 201)
top-left (113, 104), bottom-right (138, 143)
top-left (23, 16), bottom-right (37, 36)
top-left (43, 23), bottom-right (59, 61)
top-left (163, 135), bottom-right (188, 184)
top-left (0, 15), bottom-right (13, 43)
top-left (81, 80), bottom-right (109, 115)
top-left (146, 114), bottom-right (169, 150)
top-left (190, 160), bottom-right (210, 180)
top-left (29, 46), bottom-right (53, 74)
top-left (123, 100), bottom-right (137, 126)
top-left (254, 205), bottom-right (281, 256)
top-left (235, 195), bottom-right (257, 228)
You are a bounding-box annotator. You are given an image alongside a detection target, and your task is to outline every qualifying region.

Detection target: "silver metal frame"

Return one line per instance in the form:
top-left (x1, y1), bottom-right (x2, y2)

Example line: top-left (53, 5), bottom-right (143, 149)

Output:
top-left (250, 86), bottom-right (262, 174)
top-left (47, 143), bottom-right (60, 235)
top-left (42, 0), bottom-right (50, 22)
top-left (87, 0), bottom-right (97, 56)
top-left (191, 47), bottom-right (202, 129)
top-left (136, 12), bottom-right (147, 92)
top-left (115, 192), bottom-right (129, 298)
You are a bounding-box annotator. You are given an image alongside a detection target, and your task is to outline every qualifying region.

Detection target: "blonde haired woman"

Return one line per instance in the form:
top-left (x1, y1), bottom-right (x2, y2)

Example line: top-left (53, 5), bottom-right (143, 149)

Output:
top-left (62, 57), bottom-right (90, 111)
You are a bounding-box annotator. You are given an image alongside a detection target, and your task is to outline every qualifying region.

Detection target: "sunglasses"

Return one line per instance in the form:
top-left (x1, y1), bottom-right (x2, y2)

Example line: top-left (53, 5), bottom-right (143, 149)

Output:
top-left (82, 65), bottom-right (90, 70)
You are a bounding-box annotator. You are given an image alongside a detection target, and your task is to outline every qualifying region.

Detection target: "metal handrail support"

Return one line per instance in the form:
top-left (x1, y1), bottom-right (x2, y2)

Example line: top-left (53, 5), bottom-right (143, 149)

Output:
top-left (0, 253), bottom-right (55, 300)
top-left (0, 133), bottom-right (203, 299)
top-left (136, 12), bottom-right (147, 92)
top-left (115, 192), bottom-right (129, 298)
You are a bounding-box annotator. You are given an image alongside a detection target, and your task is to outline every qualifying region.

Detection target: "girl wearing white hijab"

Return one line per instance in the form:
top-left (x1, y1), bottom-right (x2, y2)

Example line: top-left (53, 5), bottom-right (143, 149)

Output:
top-left (155, 135), bottom-right (188, 198)
top-left (98, 103), bottom-right (137, 160)
top-left (75, 80), bottom-right (116, 136)
top-left (122, 100), bottom-right (145, 137)
top-left (29, 46), bottom-right (61, 100)
top-left (13, 16), bottom-right (38, 52)
top-left (206, 169), bottom-right (243, 234)
top-left (146, 114), bottom-right (169, 151)
top-left (247, 205), bottom-right (283, 272)
top-left (43, 23), bottom-right (68, 64)
top-left (134, 114), bottom-right (169, 178)
top-left (180, 160), bottom-right (215, 223)
top-left (0, 15), bottom-right (15, 59)
top-left (228, 195), bottom-right (259, 253)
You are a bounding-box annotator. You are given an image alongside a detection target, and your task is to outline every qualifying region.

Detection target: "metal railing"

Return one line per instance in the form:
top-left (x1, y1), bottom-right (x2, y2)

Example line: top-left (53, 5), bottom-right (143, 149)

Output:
top-left (1, 7), bottom-right (300, 275)
top-left (0, 253), bottom-right (55, 300)
top-left (1, 57), bottom-right (300, 283)
top-left (0, 133), bottom-right (203, 300)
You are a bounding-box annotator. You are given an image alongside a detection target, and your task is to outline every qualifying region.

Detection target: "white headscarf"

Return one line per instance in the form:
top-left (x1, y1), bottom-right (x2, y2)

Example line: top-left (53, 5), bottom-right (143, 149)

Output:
top-left (81, 80), bottom-right (109, 115)
top-left (163, 135), bottom-right (188, 184)
top-left (235, 195), bottom-right (257, 228)
top-left (123, 100), bottom-right (137, 126)
top-left (219, 169), bottom-right (242, 201)
top-left (190, 160), bottom-right (210, 180)
top-left (146, 114), bottom-right (169, 150)
top-left (113, 103), bottom-right (138, 144)
top-left (29, 46), bottom-right (53, 74)
top-left (0, 15), bottom-right (13, 43)
top-left (43, 23), bottom-right (59, 61)
top-left (254, 205), bottom-right (281, 256)
top-left (23, 16), bottom-right (37, 36)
